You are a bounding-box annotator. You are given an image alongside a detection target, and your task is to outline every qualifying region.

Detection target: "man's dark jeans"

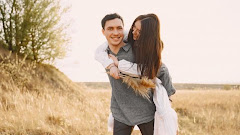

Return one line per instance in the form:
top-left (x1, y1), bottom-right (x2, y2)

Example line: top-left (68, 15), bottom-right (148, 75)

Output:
top-left (113, 119), bottom-right (154, 135)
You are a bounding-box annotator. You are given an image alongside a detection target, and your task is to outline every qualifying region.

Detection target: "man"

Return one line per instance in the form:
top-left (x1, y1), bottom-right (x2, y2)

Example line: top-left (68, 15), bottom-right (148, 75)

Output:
top-left (101, 13), bottom-right (155, 135)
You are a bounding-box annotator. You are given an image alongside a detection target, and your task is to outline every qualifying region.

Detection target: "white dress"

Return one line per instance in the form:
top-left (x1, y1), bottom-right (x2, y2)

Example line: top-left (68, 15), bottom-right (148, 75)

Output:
top-left (95, 44), bottom-right (178, 135)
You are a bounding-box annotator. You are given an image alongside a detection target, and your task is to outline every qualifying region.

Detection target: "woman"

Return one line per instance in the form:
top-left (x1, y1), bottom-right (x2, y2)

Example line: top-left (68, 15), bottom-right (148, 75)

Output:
top-left (96, 14), bottom-right (178, 135)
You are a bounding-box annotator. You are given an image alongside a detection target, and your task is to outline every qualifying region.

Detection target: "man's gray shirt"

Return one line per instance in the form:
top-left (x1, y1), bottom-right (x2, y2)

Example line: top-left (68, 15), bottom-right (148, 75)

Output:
top-left (107, 43), bottom-right (156, 126)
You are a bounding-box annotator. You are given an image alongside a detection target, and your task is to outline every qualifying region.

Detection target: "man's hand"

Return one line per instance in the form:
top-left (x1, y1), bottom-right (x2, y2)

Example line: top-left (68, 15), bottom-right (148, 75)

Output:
top-left (107, 63), bottom-right (120, 80)
top-left (110, 66), bottom-right (120, 79)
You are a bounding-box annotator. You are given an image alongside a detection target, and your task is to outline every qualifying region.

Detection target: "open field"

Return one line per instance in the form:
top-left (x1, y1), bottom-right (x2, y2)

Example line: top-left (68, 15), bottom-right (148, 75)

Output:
top-left (81, 82), bottom-right (240, 90)
top-left (1, 81), bottom-right (239, 134)
top-left (86, 85), bottom-right (240, 135)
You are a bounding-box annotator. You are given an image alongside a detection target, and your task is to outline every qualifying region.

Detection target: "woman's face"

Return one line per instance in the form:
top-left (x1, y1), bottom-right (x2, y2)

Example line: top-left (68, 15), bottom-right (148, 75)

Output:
top-left (132, 20), bottom-right (141, 40)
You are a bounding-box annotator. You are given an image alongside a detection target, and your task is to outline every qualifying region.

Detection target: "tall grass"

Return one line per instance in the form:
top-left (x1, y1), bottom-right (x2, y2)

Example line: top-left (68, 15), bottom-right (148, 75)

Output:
top-left (172, 90), bottom-right (240, 135)
top-left (1, 51), bottom-right (239, 134)
top-left (85, 89), bottom-right (240, 135)
top-left (0, 52), bottom-right (87, 134)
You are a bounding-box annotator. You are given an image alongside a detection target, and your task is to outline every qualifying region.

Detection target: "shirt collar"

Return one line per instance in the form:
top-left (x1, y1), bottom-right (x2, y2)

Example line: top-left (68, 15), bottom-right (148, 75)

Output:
top-left (106, 43), bottom-right (131, 53)
top-left (122, 43), bottom-right (131, 52)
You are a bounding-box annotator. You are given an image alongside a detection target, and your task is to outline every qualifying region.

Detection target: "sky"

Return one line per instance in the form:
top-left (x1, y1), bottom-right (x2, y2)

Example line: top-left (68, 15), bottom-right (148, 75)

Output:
top-left (55, 0), bottom-right (240, 84)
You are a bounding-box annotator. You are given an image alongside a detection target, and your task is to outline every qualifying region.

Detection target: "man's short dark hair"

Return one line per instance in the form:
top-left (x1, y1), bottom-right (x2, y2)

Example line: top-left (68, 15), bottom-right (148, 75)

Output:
top-left (101, 13), bottom-right (124, 29)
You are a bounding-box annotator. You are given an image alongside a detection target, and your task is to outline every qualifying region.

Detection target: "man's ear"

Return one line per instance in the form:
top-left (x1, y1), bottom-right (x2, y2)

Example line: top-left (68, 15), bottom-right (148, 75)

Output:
top-left (102, 29), bottom-right (105, 35)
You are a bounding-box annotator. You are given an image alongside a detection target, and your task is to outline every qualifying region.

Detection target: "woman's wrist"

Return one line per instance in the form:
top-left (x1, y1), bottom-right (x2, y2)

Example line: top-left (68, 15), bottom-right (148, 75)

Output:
top-left (108, 64), bottom-right (116, 69)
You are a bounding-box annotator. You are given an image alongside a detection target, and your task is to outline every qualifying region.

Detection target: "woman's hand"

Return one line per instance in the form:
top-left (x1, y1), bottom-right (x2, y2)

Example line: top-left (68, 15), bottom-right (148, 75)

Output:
top-left (109, 54), bottom-right (119, 67)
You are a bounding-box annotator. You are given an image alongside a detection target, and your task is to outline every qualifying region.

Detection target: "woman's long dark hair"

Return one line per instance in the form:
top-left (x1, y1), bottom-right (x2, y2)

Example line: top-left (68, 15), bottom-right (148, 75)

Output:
top-left (128, 14), bottom-right (163, 79)
top-left (127, 15), bottom-right (146, 46)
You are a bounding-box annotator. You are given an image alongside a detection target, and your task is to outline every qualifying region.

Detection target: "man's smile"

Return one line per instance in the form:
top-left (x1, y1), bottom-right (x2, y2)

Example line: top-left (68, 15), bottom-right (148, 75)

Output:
top-left (111, 37), bottom-right (121, 41)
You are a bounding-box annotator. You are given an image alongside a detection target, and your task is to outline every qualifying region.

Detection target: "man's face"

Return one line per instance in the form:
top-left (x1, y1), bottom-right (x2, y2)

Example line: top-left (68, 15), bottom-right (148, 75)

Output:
top-left (132, 20), bottom-right (141, 40)
top-left (102, 18), bottom-right (124, 46)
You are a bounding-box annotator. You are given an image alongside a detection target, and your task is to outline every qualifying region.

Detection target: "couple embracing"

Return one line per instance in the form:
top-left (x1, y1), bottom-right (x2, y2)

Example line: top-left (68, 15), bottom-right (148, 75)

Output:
top-left (95, 13), bottom-right (178, 135)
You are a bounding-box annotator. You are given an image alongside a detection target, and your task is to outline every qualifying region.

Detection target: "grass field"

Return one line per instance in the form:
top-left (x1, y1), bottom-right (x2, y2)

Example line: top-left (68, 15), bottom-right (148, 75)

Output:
top-left (86, 86), bottom-right (240, 135)
top-left (1, 82), bottom-right (240, 134)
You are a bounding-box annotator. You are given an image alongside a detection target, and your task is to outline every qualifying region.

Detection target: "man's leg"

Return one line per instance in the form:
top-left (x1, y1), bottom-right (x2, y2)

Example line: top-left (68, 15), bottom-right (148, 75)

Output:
top-left (137, 119), bottom-right (154, 135)
top-left (113, 119), bottom-right (134, 135)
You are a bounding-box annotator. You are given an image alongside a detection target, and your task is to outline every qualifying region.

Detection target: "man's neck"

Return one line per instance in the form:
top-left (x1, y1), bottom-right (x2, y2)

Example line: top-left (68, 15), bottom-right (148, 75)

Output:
top-left (108, 42), bottom-right (125, 54)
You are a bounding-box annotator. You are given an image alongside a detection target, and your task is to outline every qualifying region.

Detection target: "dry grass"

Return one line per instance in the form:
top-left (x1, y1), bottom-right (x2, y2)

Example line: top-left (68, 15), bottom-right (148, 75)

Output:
top-left (1, 84), bottom-right (240, 135)
top-left (86, 89), bottom-right (240, 135)
top-left (0, 49), bottom-right (239, 134)
top-left (0, 51), bottom-right (86, 134)
top-left (172, 90), bottom-right (240, 135)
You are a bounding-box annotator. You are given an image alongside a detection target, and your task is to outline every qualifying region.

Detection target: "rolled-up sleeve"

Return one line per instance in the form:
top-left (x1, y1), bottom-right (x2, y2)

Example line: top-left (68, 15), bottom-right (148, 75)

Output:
top-left (157, 63), bottom-right (176, 97)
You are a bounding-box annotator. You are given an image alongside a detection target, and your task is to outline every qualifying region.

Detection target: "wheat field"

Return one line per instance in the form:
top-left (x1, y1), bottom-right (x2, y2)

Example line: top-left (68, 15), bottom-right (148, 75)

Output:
top-left (86, 88), bottom-right (240, 135)
top-left (1, 50), bottom-right (239, 134)
top-left (1, 82), bottom-right (240, 134)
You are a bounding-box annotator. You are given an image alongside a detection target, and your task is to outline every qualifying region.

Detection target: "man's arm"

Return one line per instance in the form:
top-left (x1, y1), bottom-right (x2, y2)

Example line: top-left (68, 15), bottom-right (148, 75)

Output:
top-left (107, 63), bottom-right (120, 79)
top-left (157, 63), bottom-right (176, 97)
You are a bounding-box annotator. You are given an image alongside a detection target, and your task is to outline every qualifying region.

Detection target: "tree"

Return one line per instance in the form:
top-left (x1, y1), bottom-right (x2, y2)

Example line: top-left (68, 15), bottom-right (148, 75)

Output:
top-left (0, 0), bottom-right (69, 63)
